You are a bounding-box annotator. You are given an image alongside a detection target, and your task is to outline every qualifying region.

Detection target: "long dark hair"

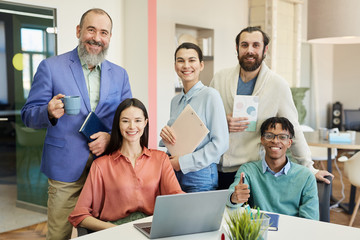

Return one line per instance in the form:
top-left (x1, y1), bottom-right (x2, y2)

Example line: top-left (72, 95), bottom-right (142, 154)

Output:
top-left (104, 98), bottom-right (149, 155)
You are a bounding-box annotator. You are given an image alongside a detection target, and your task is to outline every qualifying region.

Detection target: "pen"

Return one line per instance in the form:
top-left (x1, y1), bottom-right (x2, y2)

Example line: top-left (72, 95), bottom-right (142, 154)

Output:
top-left (241, 174), bottom-right (250, 212)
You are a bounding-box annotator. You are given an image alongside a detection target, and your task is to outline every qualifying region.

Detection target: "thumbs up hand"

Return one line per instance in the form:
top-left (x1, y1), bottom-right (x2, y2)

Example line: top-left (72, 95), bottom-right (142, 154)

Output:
top-left (230, 172), bottom-right (250, 204)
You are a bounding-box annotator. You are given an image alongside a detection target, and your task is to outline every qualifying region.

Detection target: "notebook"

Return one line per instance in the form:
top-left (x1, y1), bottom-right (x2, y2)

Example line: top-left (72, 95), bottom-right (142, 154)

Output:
top-left (133, 190), bottom-right (229, 239)
top-left (164, 104), bottom-right (209, 156)
top-left (79, 111), bottom-right (110, 141)
top-left (265, 213), bottom-right (279, 231)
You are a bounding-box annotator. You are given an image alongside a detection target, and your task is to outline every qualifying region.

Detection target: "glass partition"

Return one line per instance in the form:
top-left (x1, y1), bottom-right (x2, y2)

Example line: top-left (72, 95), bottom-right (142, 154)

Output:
top-left (0, 1), bottom-right (57, 211)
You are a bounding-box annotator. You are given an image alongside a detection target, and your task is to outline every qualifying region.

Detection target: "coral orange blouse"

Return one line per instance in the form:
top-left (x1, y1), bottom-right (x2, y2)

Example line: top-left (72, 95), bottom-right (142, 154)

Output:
top-left (68, 148), bottom-right (184, 227)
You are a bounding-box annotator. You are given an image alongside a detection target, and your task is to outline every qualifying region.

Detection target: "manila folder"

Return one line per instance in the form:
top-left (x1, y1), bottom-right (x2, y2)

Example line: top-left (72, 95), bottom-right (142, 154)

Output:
top-left (164, 104), bottom-right (209, 156)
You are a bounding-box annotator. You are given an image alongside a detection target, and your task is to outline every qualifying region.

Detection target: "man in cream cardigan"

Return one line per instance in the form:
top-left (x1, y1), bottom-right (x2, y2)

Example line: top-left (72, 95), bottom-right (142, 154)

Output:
top-left (210, 26), bottom-right (333, 189)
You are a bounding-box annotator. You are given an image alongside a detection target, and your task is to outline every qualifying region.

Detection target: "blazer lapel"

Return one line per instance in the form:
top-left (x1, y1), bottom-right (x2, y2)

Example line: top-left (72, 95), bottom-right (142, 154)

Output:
top-left (69, 48), bottom-right (91, 112)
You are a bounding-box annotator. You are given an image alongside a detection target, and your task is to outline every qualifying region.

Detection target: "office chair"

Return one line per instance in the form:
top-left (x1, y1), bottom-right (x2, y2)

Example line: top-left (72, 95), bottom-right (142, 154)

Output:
top-left (342, 151), bottom-right (360, 226)
top-left (317, 175), bottom-right (332, 222)
top-left (77, 227), bottom-right (94, 236)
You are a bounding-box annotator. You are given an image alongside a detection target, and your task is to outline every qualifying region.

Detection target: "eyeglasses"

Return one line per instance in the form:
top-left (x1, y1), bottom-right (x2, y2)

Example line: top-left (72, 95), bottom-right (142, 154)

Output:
top-left (262, 132), bottom-right (291, 142)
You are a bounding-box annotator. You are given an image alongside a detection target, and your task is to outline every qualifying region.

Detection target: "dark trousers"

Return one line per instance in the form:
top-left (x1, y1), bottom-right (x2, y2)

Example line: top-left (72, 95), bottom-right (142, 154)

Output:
top-left (217, 171), bottom-right (237, 190)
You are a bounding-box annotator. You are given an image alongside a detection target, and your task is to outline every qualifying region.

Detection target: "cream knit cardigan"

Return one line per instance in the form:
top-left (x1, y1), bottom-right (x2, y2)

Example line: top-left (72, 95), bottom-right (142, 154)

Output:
top-left (210, 62), bottom-right (315, 174)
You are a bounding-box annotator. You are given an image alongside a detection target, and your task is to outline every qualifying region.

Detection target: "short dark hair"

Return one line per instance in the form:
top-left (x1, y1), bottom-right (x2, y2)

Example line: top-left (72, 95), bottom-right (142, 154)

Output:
top-left (104, 98), bottom-right (149, 155)
top-left (79, 8), bottom-right (113, 32)
top-left (260, 117), bottom-right (295, 139)
top-left (174, 42), bottom-right (203, 62)
top-left (235, 26), bottom-right (270, 49)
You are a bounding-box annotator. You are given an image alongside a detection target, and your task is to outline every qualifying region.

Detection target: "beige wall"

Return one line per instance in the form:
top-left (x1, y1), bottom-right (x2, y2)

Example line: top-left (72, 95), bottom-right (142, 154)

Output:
top-left (8, 0), bottom-right (248, 145)
top-left (156, 0), bottom-right (248, 141)
top-left (302, 0), bottom-right (360, 128)
top-left (333, 45), bottom-right (360, 110)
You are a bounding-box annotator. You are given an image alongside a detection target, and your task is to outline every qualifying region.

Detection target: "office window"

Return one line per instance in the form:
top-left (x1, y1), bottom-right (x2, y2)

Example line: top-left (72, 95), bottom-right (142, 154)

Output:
top-left (20, 28), bottom-right (46, 98)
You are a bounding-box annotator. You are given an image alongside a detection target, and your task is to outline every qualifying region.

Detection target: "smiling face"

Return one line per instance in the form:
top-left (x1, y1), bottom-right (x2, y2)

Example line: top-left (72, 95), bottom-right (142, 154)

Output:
top-left (237, 31), bottom-right (267, 72)
top-left (119, 106), bottom-right (148, 145)
top-left (76, 11), bottom-right (112, 66)
top-left (175, 48), bottom-right (204, 91)
top-left (261, 123), bottom-right (293, 163)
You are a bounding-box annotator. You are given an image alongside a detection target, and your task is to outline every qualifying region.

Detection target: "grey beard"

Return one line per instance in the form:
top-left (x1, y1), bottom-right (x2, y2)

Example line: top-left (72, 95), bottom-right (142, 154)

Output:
top-left (78, 40), bottom-right (108, 67)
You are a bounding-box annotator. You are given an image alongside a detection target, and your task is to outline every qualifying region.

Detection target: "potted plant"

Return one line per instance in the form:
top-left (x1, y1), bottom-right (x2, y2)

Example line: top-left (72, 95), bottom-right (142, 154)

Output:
top-left (224, 207), bottom-right (270, 240)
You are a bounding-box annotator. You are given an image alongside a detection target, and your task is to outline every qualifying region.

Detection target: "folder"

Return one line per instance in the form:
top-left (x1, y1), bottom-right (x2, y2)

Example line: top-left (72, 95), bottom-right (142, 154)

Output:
top-left (164, 104), bottom-right (209, 156)
top-left (79, 112), bottom-right (110, 142)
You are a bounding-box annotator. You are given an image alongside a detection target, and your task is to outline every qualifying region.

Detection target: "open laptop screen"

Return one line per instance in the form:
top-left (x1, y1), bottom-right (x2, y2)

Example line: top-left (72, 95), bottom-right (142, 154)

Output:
top-left (134, 190), bottom-right (229, 239)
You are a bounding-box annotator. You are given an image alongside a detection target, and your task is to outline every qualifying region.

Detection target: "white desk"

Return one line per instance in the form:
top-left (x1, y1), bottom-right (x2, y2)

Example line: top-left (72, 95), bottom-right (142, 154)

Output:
top-left (73, 212), bottom-right (360, 240)
top-left (304, 131), bottom-right (360, 214)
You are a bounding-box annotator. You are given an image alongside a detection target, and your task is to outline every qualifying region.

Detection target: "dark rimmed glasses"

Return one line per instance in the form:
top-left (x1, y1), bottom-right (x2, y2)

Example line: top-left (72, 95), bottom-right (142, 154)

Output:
top-left (262, 132), bottom-right (291, 142)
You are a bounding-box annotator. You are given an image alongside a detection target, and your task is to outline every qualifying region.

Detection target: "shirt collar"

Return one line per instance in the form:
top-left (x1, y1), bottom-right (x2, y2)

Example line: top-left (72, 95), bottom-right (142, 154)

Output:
top-left (111, 146), bottom-right (151, 161)
top-left (178, 81), bottom-right (204, 104)
top-left (261, 156), bottom-right (291, 176)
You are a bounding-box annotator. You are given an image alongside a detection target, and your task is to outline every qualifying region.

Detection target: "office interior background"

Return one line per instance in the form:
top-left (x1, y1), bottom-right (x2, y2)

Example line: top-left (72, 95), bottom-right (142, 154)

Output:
top-left (1, 0), bottom-right (360, 234)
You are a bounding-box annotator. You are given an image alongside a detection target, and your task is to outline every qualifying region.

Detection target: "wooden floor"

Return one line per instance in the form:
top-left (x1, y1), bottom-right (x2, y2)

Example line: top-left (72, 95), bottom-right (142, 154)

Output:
top-left (0, 222), bottom-right (47, 240)
top-left (0, 153), bottom-right (359, 239)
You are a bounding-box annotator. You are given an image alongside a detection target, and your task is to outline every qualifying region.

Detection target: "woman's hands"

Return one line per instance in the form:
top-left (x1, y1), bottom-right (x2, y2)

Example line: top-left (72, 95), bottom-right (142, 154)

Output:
top-left (160, 125), bottom-right (176, 145)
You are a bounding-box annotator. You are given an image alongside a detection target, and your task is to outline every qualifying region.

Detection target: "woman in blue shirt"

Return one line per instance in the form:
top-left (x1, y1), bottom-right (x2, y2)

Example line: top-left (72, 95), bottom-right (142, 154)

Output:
top-left (160, 42), bottom-right (229, 192)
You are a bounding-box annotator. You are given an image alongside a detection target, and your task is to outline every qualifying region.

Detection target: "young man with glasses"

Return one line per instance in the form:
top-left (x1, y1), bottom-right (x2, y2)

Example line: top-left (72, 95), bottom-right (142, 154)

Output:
top-left (227, 117), bottom-right (319, 220)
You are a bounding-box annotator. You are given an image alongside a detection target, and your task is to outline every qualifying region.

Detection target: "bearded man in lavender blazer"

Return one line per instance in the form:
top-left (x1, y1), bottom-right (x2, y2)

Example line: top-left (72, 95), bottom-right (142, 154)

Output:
top-left (21, 8), bottom-right (131, 240)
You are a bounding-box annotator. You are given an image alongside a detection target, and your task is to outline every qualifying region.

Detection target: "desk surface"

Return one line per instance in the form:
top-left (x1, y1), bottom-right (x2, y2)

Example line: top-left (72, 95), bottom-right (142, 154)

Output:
top-left (74, 211), bottom-right (360, 240)
top-left (304, 131), bottom-right (360, 149)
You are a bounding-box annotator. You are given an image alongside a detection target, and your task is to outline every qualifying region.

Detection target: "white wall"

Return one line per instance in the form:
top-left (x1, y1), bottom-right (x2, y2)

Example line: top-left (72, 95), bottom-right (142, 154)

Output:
top-left (311, 44), bottom-right (334, 128)
top-left (156, 0), bottom-right (248, 142)
top-left (302, 0), bottom-right (360, 129)
top-left (7, 0), bottom-right (126, 67)
top-left (123, 0), bottom-right (148, 105)
top-left (333, 44), bottom-right (360, 110)
top-left (9, 0), bottom-right (249, 145)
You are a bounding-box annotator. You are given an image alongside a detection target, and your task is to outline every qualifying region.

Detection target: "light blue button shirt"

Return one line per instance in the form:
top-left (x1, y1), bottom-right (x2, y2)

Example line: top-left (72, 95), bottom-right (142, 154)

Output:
top-left (165, 81), bottom-right (229, 174)
top-left (78, 52), bottom-right (101, 112)
top-left (262, 156), bottom-right (291, 177)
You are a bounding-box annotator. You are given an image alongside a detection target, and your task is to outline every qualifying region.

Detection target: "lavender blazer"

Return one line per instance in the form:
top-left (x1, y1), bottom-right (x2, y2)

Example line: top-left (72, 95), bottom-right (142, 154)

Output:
top-left (21, 48), bottom-right (132, 182)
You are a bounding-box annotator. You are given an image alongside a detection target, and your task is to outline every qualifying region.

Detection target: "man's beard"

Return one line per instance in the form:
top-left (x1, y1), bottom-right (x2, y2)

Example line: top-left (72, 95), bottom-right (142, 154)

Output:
top-left (238, 52), bottom-right (265, 72)
top-left (78, 39), bottom-right (108, 66)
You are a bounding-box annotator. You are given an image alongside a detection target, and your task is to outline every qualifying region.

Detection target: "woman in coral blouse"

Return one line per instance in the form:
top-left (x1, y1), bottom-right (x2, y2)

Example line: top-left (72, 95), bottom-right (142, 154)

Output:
top-left (69, 98), bottom-right (184, 231)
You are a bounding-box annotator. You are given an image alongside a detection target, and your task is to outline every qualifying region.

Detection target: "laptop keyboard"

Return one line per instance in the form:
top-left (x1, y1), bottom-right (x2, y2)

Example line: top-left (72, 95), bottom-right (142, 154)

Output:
top-left (143, 226), bottom-right (151, 234)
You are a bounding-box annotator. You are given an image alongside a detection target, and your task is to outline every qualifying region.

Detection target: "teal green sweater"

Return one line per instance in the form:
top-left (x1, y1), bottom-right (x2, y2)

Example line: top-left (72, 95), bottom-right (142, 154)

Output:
top-left (228, 159), bottom-right (319, 220)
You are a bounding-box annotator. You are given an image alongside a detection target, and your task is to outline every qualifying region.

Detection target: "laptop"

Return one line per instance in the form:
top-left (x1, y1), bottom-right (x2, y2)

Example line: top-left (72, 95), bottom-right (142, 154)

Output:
top-left (133, 190), bottom-right (229, 239)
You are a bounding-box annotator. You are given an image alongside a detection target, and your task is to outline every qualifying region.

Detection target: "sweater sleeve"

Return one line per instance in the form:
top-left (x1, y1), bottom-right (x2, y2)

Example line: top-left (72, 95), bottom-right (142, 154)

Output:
top-left (226, 165), bottom-right (248, 208)
top-left (298, 173), bottom-right (319, 220)
top-left (276, 81), bottom-right (316, 173)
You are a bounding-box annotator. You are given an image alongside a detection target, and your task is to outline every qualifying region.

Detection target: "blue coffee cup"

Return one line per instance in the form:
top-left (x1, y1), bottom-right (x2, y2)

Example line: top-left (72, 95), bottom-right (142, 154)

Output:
top-left (61, 96), bottom-right (81, 115)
